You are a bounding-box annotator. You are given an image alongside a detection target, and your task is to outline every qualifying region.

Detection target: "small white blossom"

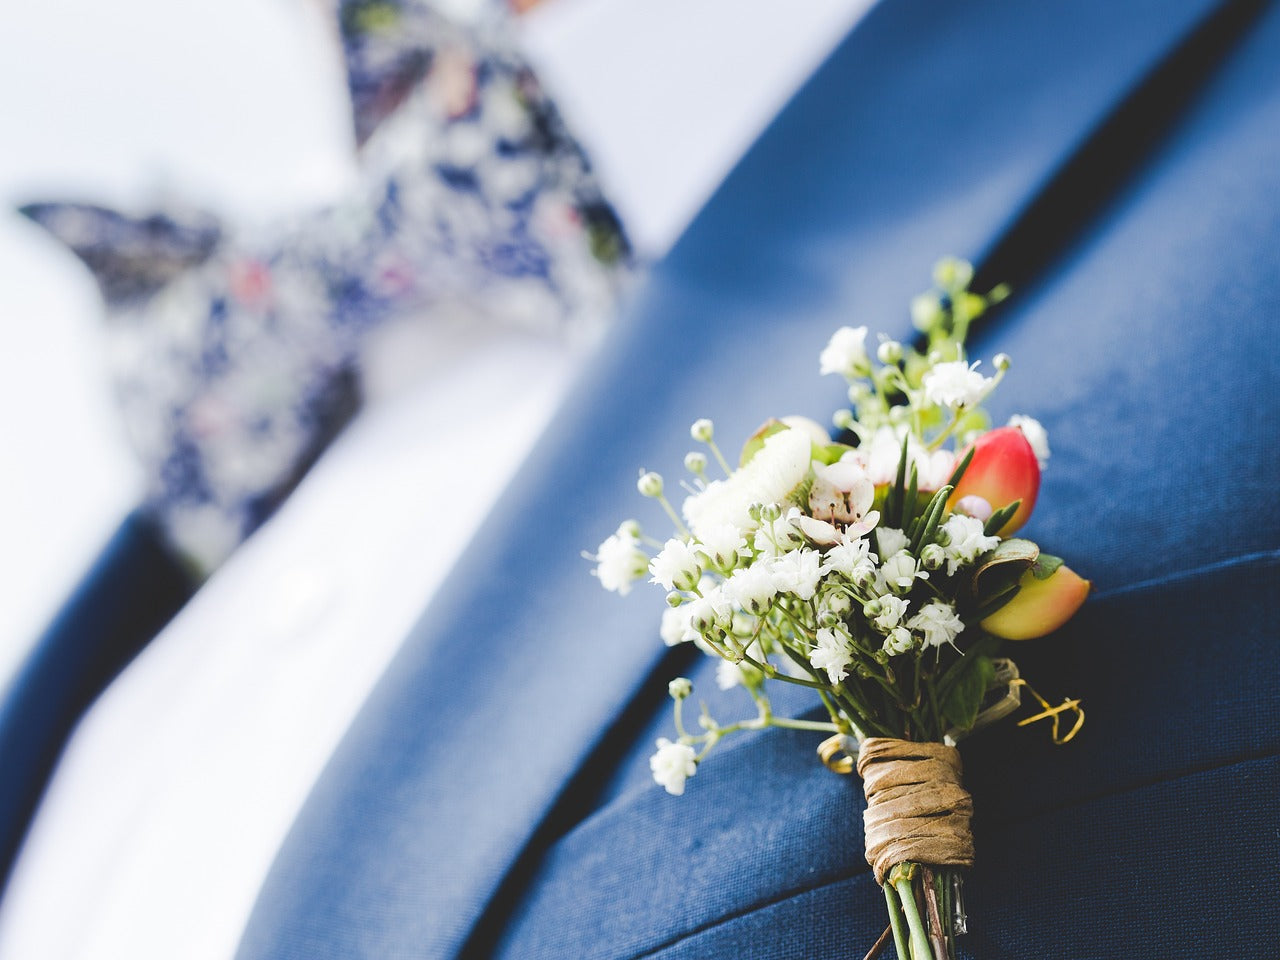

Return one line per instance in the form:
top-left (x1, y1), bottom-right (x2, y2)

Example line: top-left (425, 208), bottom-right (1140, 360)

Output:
top-left (881, 550), bottom-right (926, 595)
top-left (923, 360), bottom-right (992, 409)
top-left (883, 626), bottom-right (915, 656)
top-left (769, 548), bottom-right (823, 601)
top-left (649, 538), bottom-right (702, 591)
top-left (753, 507), bottom-right (806, 558)
top-left (819, 325), bottom-right (870, 378)
top-left (875, 527), bottom-right (910, 559)
top-left (821, 538), bottom-right (874, 577)
top-left (810, 625), bottom-right (854, 683)
top-left (871, 594), bottom-right (910, 633)
top-left (723, 564), bottom-right (779, 615)
top-left (690, 418), bottom-right (715, 442)
top-left (695, 523), bottom-right (748, 569)
top-left (592, 526), bottom-right (648, 595)
top-left (637, 471), bottom-right (664, 497)
top-left (650, 738), bottom-right (698, 795)
top-left (660, 605), bottom-right (696, 646)
top-left (1008, 414), bottom-right (1051, 468)
top-left (938, 514), bottom-right (999, 575)
top-left (909, 600), bottom-right (966, 649)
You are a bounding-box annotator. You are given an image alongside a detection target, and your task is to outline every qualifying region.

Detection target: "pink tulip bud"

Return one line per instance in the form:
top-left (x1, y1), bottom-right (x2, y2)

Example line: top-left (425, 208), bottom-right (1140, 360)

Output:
top-left (981, 564), bottom-right (1090, 640)
top-left (949, 426), bottom-right (1040, 535)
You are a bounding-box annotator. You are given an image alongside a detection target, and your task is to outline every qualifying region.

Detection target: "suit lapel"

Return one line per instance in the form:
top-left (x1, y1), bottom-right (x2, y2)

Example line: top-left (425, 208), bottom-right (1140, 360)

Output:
top-left (0, 512), bottom-right (192, 893)
top-left (235, 0), bottom-right (1238, 956)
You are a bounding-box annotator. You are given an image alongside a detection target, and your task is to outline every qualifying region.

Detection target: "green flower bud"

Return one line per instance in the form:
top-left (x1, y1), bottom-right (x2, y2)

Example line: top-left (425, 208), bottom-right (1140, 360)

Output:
top-left (668, 677), bottom-right (693, 700)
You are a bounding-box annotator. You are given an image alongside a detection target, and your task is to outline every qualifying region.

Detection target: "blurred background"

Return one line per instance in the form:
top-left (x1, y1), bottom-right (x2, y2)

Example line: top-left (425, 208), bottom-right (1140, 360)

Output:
top-left (0, 0), bottom-right (872, 683)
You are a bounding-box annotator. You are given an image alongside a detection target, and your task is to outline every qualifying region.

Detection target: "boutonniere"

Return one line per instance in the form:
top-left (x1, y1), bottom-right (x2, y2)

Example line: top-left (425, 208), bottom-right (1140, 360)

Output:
top-left (588, 259), bottom-right (1088, 960)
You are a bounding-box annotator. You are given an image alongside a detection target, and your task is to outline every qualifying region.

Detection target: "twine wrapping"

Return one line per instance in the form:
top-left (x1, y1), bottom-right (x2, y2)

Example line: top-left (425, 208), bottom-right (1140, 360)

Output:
top-left (856, 737), bottom-right (975, 884)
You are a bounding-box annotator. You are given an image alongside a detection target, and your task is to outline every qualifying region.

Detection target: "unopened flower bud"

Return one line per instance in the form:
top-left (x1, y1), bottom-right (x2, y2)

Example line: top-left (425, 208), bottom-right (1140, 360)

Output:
top-left (877, 340), bottom-right (903, 365)
top-left (993, 352), bottom-right (1011, 371)
top-left (758, 503), bottom-right (783, 522)
top-left (817, 610), bottom-right (840, 629)
top-left (748, 503), bottom-right (764, 522)
top-left (668, 677), bottom-right (693, 700)
top-left (684, 451), bottom-right (707, 475)
top-left (911, 293), bottom-right (942, 332)
top-left (825, 594), bottom-right (852, 617)
top-left (920, 543), bottom-right (946, 571)
top-left (954, 494), bottom-right (993, 522)
top-left (666, 592), bottom-right (684, 608)
top-left (637, 472), bottom-right (664, 498)
top-left (690, 418), bottom-right (714, 443)
top-left (933, 256), bottom-right (974, 292)
top-left (862, 599), bottom-right (884, 619)
top-left (833, 409), bottom-right (855, 430)
top-left (617, 520), bottom-right (641, 538)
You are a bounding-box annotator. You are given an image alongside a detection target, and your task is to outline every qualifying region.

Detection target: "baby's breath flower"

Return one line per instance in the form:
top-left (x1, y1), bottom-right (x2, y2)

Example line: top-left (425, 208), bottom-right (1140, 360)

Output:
top-left (821, 538), bottom-right (874, 578)
top-left (668, 677), bottom-right (692, 700)
top-left (1008, 414), bottom-right (1051, 468)
top-left (810, 624), bottom-right (855, 683)
top-left (660, 605), bottom-right (694, 646)
top-left (723, 564), bottom-right (778, 615)
top-left (920, 542), bottom-right (947, 571)
top-left (881, 550), bottom-right (926, 595)
top-left (923, 361), bottom-right (992, 409)
top-left (871, 594), bottom-right (910, 633)
top-left (695, 523), bottom-right (748, 570)
top-left (909, 600), bottom-right (965, 649)
top-left (592, 525), bottom-right (648, 595)
top-left (883, 626), bottom-right (915, 656)
top-left (769, 548), bottom-right (823, 601)
top-left (819, 325), bottom-right (870, 378)
top-left (938, 514), bottom-right (1000, 575)
top-left (753, 506), bottom-right (806, 558)
top-left (649, 538), bottom-right (702, 591)
top-left (650, 738), bottom-right (698, 795)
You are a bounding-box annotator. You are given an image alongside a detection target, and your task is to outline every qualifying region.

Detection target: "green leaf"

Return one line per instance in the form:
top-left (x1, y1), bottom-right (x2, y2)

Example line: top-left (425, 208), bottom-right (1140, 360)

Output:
top-left (885, 435), bottom-right (911, 528)
top-left (946, 445), bottom-right (975, 490)
top-left (1030, 553), bottom-right (1065, 580)
top-left (909, 484), bottom-right (953, 554)
top-left (903, 464), bottom-right (919, 527)
top-left (941, 654), bottom-right (997, 732)
top-left (983, 499), bottom-right (1021, 536)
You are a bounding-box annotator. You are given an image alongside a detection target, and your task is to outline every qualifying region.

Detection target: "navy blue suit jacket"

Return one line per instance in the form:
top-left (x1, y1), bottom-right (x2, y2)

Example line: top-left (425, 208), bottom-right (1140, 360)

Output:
top-left (3, 0), bottom-right (1278, 957)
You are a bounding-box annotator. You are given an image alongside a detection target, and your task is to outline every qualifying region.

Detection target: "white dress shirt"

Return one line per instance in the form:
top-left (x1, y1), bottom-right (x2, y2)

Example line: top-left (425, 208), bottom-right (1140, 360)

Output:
top-left (0, 2), bottom-right (875, 957)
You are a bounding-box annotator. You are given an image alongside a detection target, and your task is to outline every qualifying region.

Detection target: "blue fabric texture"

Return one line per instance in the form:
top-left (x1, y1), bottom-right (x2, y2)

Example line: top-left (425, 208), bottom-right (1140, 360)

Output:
top-left (230, 0), bottom-right (1280, 958)
top-left (0, 512), bottom-right (193, 894)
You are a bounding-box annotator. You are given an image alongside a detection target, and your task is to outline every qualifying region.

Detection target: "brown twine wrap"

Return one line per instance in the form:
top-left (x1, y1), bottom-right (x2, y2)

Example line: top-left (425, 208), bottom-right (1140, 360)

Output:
top-left (856, 737), bottom-right (975, 884)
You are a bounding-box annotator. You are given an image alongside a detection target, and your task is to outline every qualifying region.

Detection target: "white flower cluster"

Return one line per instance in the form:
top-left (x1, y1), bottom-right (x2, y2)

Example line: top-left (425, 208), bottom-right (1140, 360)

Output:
top-left (595, 264), bottom-right (1027, 794)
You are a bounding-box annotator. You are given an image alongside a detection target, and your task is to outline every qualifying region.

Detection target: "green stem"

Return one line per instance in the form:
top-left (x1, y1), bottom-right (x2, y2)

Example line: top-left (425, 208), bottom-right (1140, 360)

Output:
top-left (893, 870), bottom-right (934, 960)
top-left (884, 883), bottom-right (911, 960)
top-left (767, 716), bottom-right (842, 733)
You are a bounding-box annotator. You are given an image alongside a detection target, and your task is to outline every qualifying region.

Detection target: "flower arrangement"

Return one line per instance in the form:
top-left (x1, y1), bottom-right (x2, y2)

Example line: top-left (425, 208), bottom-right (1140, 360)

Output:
top-left (588, 258), bottom-right (1088, 960)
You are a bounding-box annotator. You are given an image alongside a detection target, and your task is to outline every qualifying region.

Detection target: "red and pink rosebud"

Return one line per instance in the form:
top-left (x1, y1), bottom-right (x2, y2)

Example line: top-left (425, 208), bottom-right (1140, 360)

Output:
top-left (981, 564), bottom-right (1091, 640)
top-left (949, 425), bottom-right (1040, 535)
